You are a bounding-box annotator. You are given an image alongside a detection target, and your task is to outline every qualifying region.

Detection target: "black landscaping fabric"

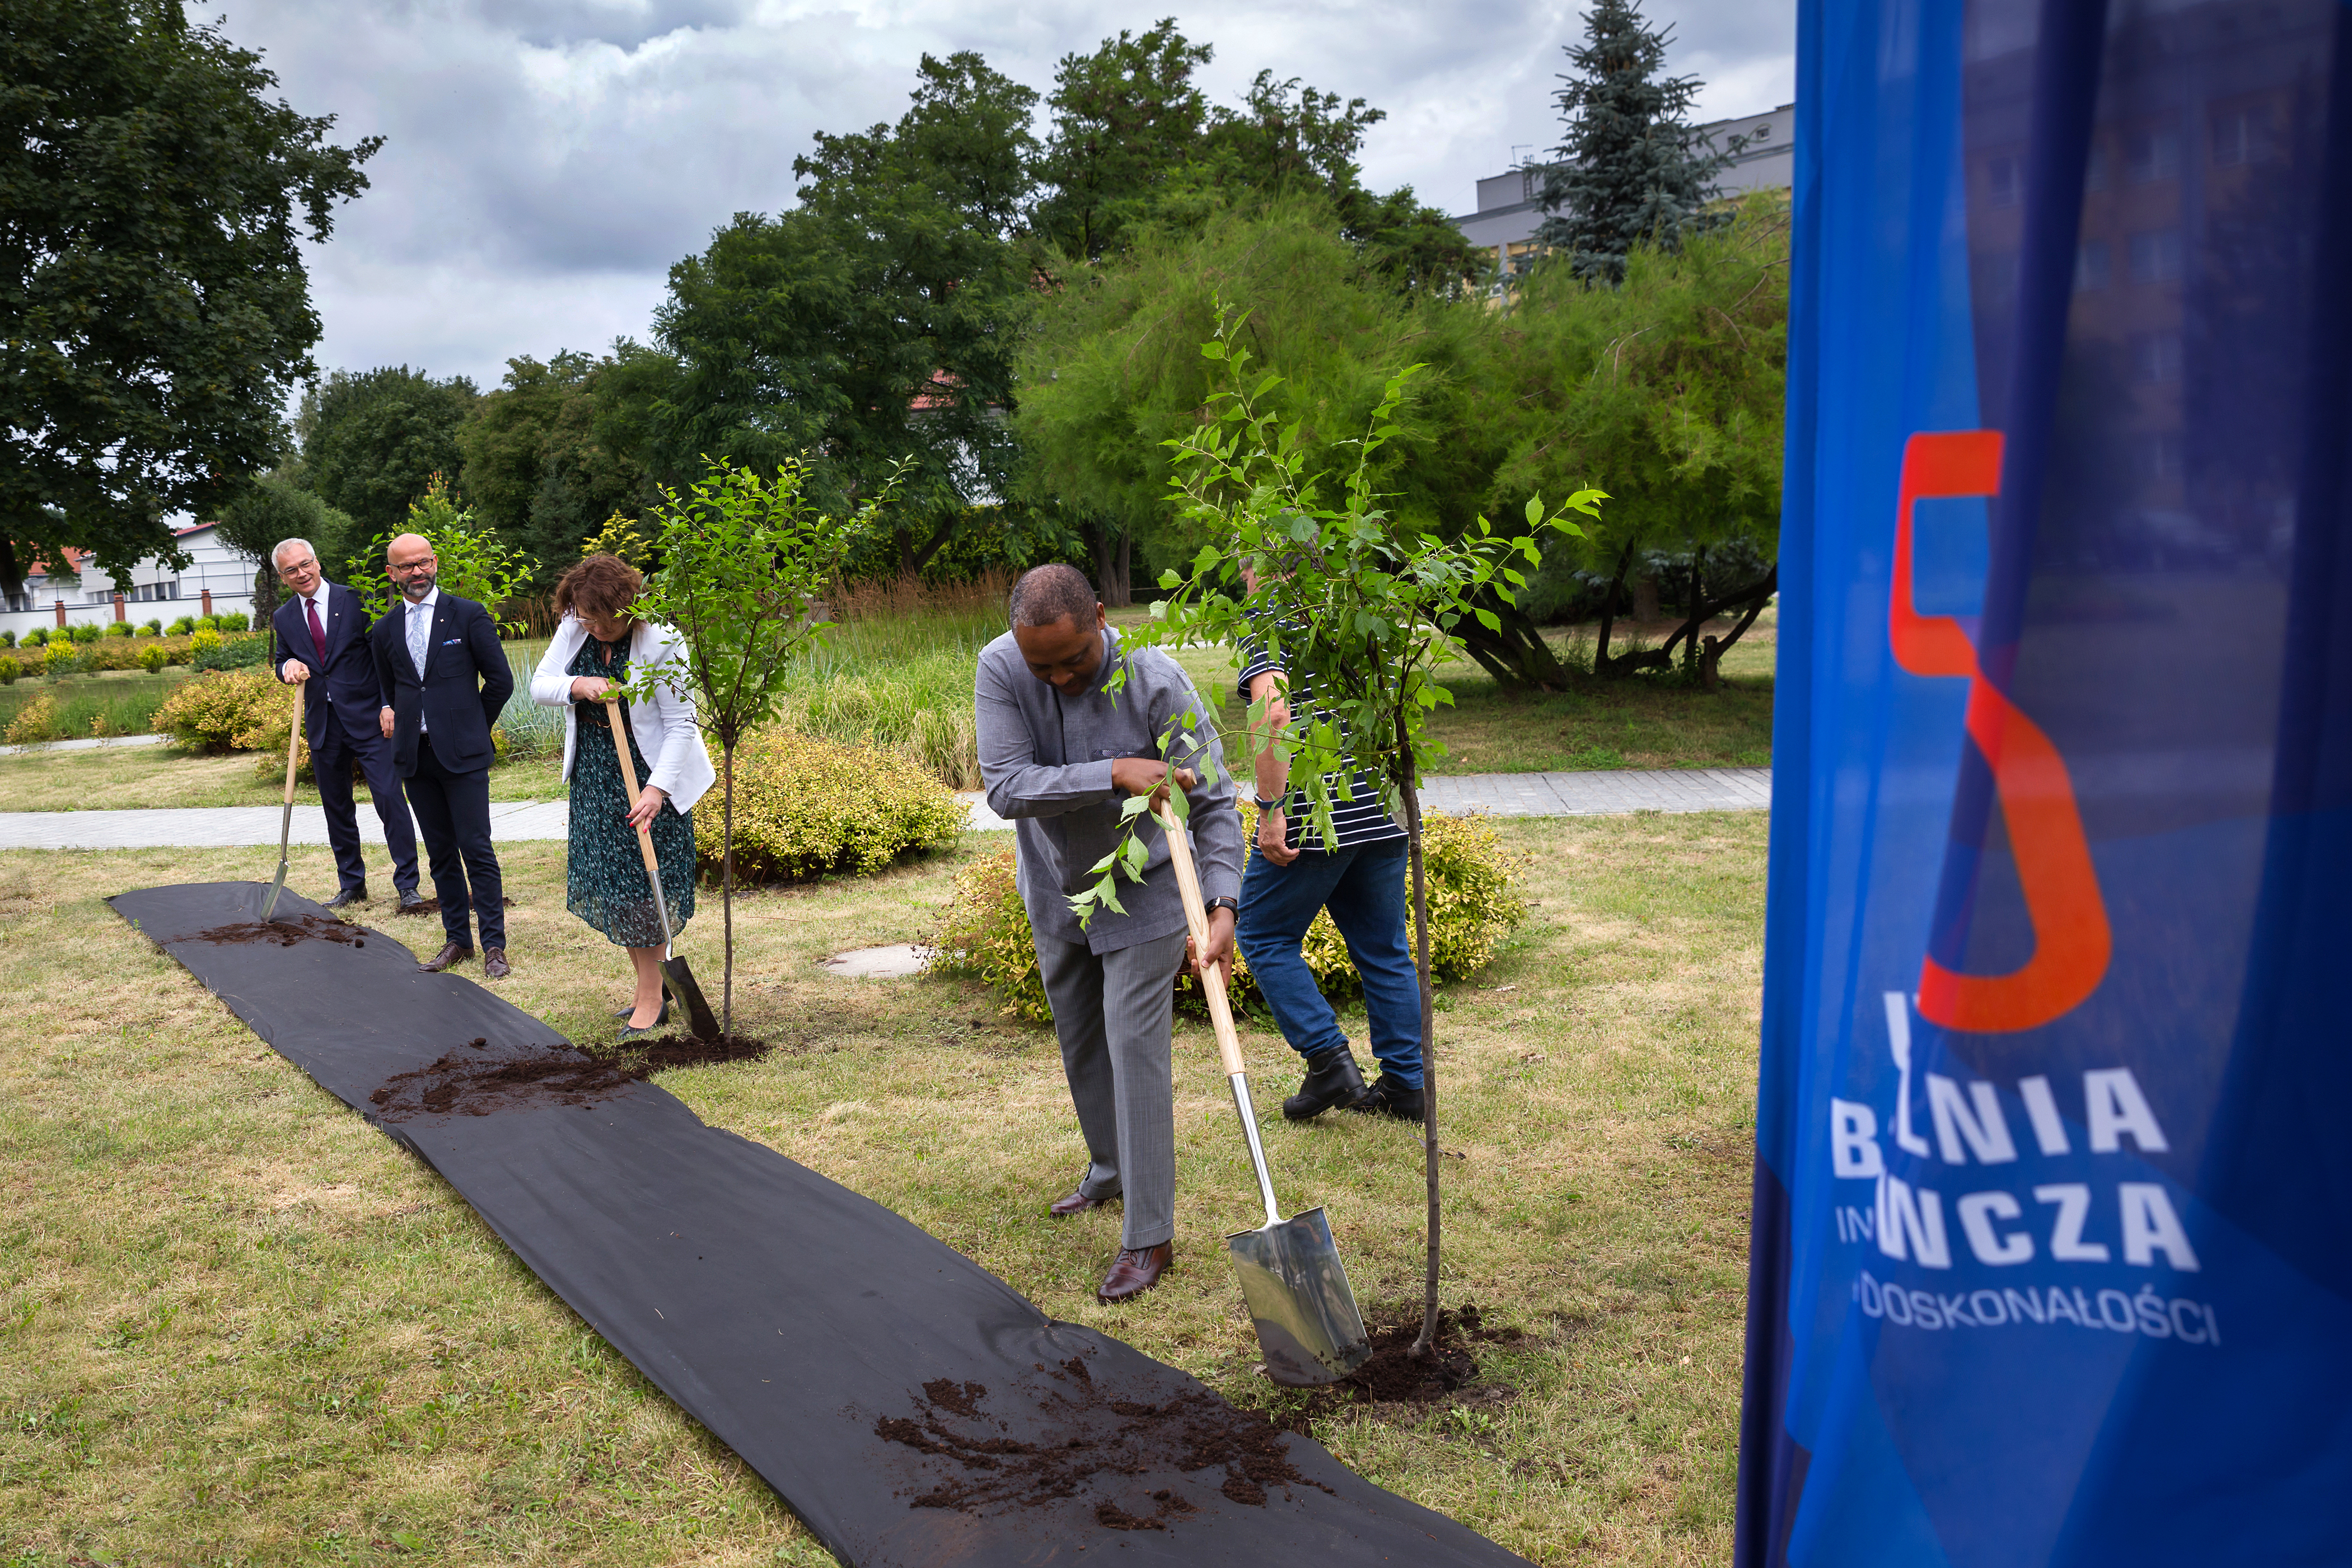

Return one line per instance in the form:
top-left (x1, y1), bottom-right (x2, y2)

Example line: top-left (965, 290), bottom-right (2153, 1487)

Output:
top-left (111, 882), bottom-right (1527, 1567)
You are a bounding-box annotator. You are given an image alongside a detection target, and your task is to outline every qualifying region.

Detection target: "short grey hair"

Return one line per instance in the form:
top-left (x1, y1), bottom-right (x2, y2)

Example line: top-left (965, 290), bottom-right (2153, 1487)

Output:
top-left (271, 537), bottom-right (317, 569)
top-left (1008, 563), bottom-right (1099, 629)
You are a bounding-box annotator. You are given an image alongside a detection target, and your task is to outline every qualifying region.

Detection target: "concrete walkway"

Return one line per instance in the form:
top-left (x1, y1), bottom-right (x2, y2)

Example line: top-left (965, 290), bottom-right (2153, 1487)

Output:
top-left (0, 767), bottom-right (1767, 850)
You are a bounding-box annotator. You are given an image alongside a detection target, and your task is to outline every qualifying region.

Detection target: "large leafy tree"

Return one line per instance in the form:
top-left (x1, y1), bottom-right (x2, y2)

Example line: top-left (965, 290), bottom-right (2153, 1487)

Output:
top-left (457, 351), bottom-right (650, 582)
top-left (647, 53), bottom-right (1037, 576)
top-left (300, 366), bottom-right (479, 540)
top-left (213, 472), bottom-right (361, 619)
top-left (0, 0), bottom-right (378, 594)
top-left (1534, 0), bottom-right (1741, 285)
top-left (1031, 20), bottom-right (1214, 266)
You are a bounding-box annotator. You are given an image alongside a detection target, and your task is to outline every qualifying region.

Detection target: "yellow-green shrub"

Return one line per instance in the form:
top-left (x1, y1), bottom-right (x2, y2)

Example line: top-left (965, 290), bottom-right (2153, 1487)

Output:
top-left (188, 629), bottom-right (224, 656)
top-left (694, 727), bottom-right (967, 883)
top-left (135, 644), bottom-right (169, 673)
top-left (0, 655), bottom-right (19, 685)
top-left (929, 806), bottom-right (1528, 1022)
top-left (5, 693), bottom-right (59, 744)
top-left (153, 667), bottom-right (286, 752)
top-left (41, 641), bottom-right (79, 677)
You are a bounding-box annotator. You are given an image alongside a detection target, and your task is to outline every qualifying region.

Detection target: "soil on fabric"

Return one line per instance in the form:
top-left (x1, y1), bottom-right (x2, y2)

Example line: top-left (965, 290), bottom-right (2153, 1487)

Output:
top-left (187, 914), bottom-right (368, 949)
top-left (368, 1033), bottom-right (773, 1121)
top-left (875, 1351), bottom-right (1331, 1531)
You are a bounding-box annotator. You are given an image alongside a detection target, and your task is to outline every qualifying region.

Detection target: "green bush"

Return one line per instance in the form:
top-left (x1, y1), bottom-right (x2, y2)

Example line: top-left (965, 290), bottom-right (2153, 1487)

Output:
top-left (0, 629), bottom-right (14, 647)
top-left (0, 655), bottom-right (19, 685)
top-left (153, 667), bottom-right (285, 751)
top-left (42, 641), bottom-right (80, 677)
top-left (193, 631), bottom-right (271, 672)
top-left (217, 611), bottom-right (250, 631)
top-left (166, 617), bottom-right (194, 636)
top-left (135, 644), bottom-right (169, 673)
top-left (140, 619), bottom-right (161, 636)
top-left (928, 808), bottom-right (1528, 1023)
top-left (694, 727), bottom-right (967, 883)
top-left (194, 615), bottom-right (219, 632)
top-left (23, 628), bottom-right (47, 647)
top-left (67, 622), bottom-right (101, 645)
top-left (104, 620), bottom-right (134, 637)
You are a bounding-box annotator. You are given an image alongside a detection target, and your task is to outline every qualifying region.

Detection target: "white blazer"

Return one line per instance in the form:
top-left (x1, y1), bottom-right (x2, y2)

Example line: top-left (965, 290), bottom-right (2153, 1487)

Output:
top-left (530, 615), bottom-right (717, 815)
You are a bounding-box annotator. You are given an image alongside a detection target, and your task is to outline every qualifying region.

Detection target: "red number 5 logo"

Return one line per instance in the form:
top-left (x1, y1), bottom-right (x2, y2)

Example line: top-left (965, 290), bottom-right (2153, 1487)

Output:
top-left (1891, 430), bottom-right (2110, 1032)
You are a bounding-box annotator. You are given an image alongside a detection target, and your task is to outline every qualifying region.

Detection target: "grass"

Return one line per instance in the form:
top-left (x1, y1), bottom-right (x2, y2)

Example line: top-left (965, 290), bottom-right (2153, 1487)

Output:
top-left (0, 811), bottom-right (1764, 1564)
top-left (0, 743), bottom-right (566, 811)
top-left (0, 667), bottom-right (195, 742)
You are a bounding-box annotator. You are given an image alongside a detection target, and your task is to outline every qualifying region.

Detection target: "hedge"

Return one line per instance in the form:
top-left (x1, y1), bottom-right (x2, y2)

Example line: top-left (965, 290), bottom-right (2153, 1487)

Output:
top-left (693, 727), bottom-right (967, 884)
top-left (929, 806), bottom-right (1528, 1024)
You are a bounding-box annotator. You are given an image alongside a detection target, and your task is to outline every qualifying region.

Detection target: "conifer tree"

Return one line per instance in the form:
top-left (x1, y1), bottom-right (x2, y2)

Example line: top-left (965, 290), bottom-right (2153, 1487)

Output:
top-left (1535, 0), bottom-right (1741, 284)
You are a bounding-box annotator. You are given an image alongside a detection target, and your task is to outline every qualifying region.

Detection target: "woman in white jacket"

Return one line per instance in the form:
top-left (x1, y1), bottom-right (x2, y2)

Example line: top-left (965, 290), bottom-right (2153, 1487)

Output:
top-left (531, 554), bottom-right (717, 1038)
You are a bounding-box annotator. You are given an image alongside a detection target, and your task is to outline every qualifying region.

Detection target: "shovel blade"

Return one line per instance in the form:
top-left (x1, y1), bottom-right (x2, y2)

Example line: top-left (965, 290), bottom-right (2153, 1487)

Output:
top-left (661, 955), bottom-right (723, 1042)
top-left (258, 857), bottom-right (291, 923)
top-left (1226, 1206), bottom-right (1372, 1387)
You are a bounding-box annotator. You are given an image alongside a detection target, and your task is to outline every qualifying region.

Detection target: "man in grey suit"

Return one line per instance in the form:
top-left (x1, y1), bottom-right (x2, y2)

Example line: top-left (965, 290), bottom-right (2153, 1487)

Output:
top-left (976, 564), bottom-right (1243, 1303)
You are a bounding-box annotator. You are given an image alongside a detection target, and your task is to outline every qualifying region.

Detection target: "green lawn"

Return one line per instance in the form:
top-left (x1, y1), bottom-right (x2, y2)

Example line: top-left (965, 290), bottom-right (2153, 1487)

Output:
top-left (0, 813), bottom-right (1765, 1565)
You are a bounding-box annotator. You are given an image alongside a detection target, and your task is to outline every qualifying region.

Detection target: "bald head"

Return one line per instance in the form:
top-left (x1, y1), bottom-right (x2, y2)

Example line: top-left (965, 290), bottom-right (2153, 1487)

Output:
top-left (386, 532), bottom-right (438, 603)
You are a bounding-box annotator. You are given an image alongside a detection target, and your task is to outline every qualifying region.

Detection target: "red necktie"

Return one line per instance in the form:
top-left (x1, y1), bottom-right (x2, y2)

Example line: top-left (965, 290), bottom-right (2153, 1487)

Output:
top-left (306, 594), bottom-right (326, 661)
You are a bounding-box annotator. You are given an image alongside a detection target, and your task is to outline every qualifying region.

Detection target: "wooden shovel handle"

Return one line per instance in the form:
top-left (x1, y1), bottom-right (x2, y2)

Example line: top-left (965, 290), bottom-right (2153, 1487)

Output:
top-left (1156, 801), bottom-right (1246, 1078)
top-left (604, 699), bottom-right (663, 885)
top-left (283, 676), bottom-right (303, 806)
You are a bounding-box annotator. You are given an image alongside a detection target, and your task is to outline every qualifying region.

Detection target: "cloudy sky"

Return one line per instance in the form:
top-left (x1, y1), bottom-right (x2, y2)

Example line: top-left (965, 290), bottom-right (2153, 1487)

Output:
top-left (200, 0), bottom-right (1795, 392)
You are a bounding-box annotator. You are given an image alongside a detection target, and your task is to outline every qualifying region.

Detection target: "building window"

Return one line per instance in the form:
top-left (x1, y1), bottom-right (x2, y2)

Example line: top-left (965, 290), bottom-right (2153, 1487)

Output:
top-left (2126, 127), bottom-right (2180, 184)
top-left (2075, 240), bottom-right (2111, 292)
top-left (2131, 333), bottom-right (2184, 384)
top-left (2211, 109), bottom-right (2266, 166)
top-left (1987, 156), bottom-right (2022, 207)
top-left (2127, 229), bottom-right (2183, 284)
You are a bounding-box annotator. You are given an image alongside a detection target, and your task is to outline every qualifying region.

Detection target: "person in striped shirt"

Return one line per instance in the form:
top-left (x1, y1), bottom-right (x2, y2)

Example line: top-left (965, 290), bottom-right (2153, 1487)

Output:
top-left (1232, 581), bottom-right (1425, 1123)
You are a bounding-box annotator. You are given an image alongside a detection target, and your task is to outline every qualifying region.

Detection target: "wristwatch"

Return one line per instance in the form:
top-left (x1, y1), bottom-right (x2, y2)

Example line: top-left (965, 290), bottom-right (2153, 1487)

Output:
top-left (1252, 795), bottom-right (1284, 810)
top-left (1205, 896), bottom-right (1238, 915)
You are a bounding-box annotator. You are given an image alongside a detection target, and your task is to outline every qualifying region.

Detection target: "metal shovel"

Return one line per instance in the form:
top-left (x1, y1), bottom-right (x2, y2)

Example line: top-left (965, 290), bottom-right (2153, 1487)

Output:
top-left (604, 700), bottom-right (723, 1042)
top-left (259, 678), bottom-right (303, 923)
top-left (1158, 800), bottom-right (1373, 1387)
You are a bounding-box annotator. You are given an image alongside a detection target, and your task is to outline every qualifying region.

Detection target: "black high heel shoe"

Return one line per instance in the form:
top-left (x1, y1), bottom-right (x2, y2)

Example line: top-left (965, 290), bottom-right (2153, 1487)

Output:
top-left (616, 999), bottom-right (671, 1041)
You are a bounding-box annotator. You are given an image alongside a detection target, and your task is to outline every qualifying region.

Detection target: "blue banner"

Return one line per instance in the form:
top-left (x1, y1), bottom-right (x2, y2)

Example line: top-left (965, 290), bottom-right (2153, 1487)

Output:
top-left (1740, 2), bottom-right (2352, 1563)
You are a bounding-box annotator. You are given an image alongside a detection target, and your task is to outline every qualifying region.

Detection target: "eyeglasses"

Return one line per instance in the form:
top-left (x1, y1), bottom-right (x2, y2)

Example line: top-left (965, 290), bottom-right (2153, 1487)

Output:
top-left (275, 559), bottom-right (319, 579)
top-left (389, 557), bottom-right (438, 575)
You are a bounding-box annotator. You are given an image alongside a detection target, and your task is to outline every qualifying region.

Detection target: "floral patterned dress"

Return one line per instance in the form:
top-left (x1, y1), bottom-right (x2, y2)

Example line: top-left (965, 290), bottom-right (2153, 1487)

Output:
top-left (566, 635), bottom-right (694, 947)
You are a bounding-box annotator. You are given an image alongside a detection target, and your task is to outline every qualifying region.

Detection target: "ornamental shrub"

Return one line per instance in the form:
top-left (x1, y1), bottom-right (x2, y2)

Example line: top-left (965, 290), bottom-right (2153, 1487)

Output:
top-left (5, 692), bottom-right (59, 744)
top-left (188, 629), bottom-right (224, 656)
top-left (140, 620), bottom-right (161, 636)
top-left (81, 638), bottom-right (144, 671)
top-left (136, 644), bottom-right (169, 673)
top-left (23, 628), bottom-right (47, 647)
top-left (166, 617), bottom-right (194, 636)
top-left (67, 622), bottom-right (101, 644)
top-left (695, 727), bottom-right (967, 883)
top-left (104, 621), bottom-right (134, 637)
top-left (0, 655), bottom-right (19, 684)
top-left (153, 667), bottom-right (285, 751)
top-left (193, 631), bottom-right (270, 672)
top-left (217, 611), bottom-right (250, 631)
top-left (928, 806), bottom-right (1527, 1022)
top-left (42, 641), bottom-right (80, 676)
top-left (194, 615), bottom-right (219, 632)
top-left (0, 629), bottom-right (13, 647)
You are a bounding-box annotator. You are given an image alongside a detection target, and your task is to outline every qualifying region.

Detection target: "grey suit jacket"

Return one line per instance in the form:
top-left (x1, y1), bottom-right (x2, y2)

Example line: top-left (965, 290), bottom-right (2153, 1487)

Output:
top-left (976, 627), bottom-right (1242, 954)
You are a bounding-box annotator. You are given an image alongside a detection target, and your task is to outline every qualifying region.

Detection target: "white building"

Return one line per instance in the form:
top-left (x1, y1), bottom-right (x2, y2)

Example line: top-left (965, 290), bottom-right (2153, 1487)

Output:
top-left (1451, 104), bottom-right (1796, 278)
top-left (1, 522), bottom-right (259, 642)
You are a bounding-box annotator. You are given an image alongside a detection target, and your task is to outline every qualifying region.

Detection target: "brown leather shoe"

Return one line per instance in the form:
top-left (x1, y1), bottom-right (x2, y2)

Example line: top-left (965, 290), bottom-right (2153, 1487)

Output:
top-left (1096, 1243), bottom-right (1171, 1303)
top-left (418, 941), bottom-right (475, 973)
top-left (1050, 1185), bottom-right (1119, 1219)
top-left (483, 948), bottom-right (510, 979)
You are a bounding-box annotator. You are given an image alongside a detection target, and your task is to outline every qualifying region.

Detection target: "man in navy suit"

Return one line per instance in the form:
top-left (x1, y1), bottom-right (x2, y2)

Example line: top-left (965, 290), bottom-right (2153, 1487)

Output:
top-left (369, 531), bottom-right (516, 978)
top-left (269, 538), bottom-right (423, 911)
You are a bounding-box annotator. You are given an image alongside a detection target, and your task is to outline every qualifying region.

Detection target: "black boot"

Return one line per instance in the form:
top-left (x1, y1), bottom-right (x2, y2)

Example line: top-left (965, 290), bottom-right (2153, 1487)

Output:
top-left (1281, 1047), bottom-right (1370, 1121)
top-left (1344, 1074), bottom-right (1426, 1121)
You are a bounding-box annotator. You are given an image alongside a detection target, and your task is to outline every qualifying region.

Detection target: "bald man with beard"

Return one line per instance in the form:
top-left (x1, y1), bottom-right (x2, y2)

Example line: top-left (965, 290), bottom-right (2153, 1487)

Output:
top-left (369, 532), bottom-right (516, 976)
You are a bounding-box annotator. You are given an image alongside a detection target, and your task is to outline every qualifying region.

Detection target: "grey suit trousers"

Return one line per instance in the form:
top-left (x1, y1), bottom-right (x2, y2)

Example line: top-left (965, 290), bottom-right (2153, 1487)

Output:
top-left (1035, 928), bottom-right (1188, 1251)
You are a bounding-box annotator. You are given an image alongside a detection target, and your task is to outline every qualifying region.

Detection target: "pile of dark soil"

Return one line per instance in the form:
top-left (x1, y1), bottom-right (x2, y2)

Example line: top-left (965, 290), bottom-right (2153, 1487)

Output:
top-left (393, 895), bottom-right (516, 917)
top-left (1331, 1303), bottom-right (1520, 1409)
top-left (876, 1352), bottom-right (1330, 1531)
top-left (369, 1032), bottom-right (772, 1121)
top-left (189, 914), bottom-right (367, 949)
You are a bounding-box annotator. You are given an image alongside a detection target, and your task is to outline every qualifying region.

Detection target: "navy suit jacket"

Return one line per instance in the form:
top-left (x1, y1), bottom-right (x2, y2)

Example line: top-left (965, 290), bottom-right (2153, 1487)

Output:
top-left (271, 583), bottom-right (383, 750)
top-left (368, 592), bottom-right (513, 776)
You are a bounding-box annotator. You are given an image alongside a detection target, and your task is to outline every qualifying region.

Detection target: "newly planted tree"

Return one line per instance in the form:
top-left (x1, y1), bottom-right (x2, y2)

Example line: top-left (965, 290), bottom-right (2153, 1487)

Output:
top-left (623, 457), bottom-right (897, 1038)
top-left (1088, 309), bottom-right (1603, 1352)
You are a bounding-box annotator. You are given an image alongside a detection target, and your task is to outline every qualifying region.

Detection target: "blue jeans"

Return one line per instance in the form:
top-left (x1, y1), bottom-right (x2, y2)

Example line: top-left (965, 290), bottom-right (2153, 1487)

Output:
top-left (1236, 837), bottom-right (1424, 1087)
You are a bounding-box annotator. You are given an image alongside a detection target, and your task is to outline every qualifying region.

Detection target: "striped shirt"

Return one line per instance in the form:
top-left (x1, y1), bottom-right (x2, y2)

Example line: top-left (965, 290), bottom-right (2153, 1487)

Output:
top-left (1236, 635), bottom-right (1406, 852)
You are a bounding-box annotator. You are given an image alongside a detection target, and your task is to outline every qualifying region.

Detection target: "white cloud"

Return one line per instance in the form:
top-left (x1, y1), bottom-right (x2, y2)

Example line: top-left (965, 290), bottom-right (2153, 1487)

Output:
top-left (202, 0), bottom-right (1792, 388)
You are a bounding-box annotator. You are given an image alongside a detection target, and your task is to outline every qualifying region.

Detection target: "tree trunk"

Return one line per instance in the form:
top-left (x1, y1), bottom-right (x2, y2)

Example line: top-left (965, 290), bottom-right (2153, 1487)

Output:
top-left (252, 565), bottom-right (280, 622)
top-left (1631, 572), bottom-right (1660, 624)
top-left (901, 513), bottom-right (961, 580)
top-left (1450, 590), bottom-right (1568, 688)
top-left (1398, 710), bottom-right (1443, 1358)
top-left (1593, 537), bottom-right (1636, 676)
top-left (722, 744), bottom-right (735, 1040)
top-left (1090, 523), bottom-right (1132, 608)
